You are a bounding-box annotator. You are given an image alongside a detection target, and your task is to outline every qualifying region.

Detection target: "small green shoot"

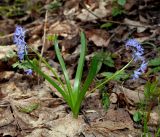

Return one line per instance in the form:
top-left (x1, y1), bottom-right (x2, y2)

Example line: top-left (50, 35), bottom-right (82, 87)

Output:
top-left (48, 0), bottom-right (62, 10)
top-left (100, 23), bottom-right (113, 29)
top-left (101, 70), bottom-right (129, 81)
top-left (133, 111), bottom-right (142, 123)
top-left (12, 60), bottom-right (32, 70)
top-left (112, 7), bottom-right (124, 16)
top-left (102, 91), bottom-right (110, 110)
top-left (117, 0), bottom-right (126, 6)
top-left (18, 103), bottom-right (39, 113)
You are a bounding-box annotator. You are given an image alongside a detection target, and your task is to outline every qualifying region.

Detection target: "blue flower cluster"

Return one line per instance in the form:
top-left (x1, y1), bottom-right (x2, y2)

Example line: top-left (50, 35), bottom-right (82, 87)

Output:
top-left (125, 39), bottom-right (147, 80)
top-left (13, 26), bottom-right (32, 75)
top-left (14, 26), bottom-right (27, 60)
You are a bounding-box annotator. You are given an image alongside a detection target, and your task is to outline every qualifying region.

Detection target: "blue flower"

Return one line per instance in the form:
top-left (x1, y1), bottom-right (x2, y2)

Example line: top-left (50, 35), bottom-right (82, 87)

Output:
top-left (13, 26), bottom-right (27, 61)
top-left (139, 60), bottom-right (148, 73)
top-left (132, 69), bottom-right (141, 80)
top-left (125, 39), bottom-right (147, 80)
top-left (125, 39), bottom-right (144, 61)
top-left (24, 69), bottom-right (32, 75)
top-left (14, 26), bottom-right (32, 75)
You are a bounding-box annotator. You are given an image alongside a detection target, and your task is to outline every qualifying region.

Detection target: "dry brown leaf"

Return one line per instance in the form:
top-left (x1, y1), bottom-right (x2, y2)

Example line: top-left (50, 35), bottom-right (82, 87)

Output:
top-left (92, 108), bottom-right (134, 131)
top-left (48, 21), bottom-right (79, 38)
top-left (86, 29), bottom-right (110, 47)
top-left (0, 71), bottom-right (14, 82)
top-left (45, 114), bottom-right (86, 137)
top-left (77, 1), bottom-right (111, 21)
top-left (113, 84), bottom-right (144, 105)
top-left (124, 0), bottom-right (137, 11)
top-left (0, 107), bottom-right (14, 127)
top-left (124, 18), bottom-right (148, 33)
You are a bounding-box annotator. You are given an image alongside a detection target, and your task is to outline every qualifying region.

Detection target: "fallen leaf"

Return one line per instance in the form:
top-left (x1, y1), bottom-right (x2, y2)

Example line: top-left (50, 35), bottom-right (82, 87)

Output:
top-left (77, 1), bottom-right (111, 21)
top-left (92, 108), bottom-right (134, 130)
top-left (86, 29), bottom-right (110, 47)
top-left (112, 84), bottom-right (144, 105)
top-left (124, 18), bottom-right (148, 33)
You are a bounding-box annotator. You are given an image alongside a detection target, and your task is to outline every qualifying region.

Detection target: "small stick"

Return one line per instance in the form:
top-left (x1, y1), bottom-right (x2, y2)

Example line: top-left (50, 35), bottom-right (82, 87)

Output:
top-left (38, 10), bottom-right (48, 84)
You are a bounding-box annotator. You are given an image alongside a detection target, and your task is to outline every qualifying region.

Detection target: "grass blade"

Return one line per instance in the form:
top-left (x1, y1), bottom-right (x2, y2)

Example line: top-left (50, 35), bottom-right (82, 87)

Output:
top-left (54, 36), bottom-right (73, 106)
top-left (27, 58), bottom-right (68, 101)
top-left (29, 47), bottom-right (66, 92)
top-left (74, 54), bottom-right (100, 115)
top-left (73, 32), bottom-right (86, 104)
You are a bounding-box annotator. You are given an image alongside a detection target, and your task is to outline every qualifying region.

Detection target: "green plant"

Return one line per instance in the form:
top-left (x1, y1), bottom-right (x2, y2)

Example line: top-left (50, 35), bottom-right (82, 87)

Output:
top-left (112, 7), bottom-right (124, 16)
top-left (117, 0), bottom-right (126, 6)
top-left (12, 60), bottom-right (32, 70)
top-left (28, 34), bottom-right (135, 118)
top-left (14, 26), bottom-right (143, 119)
top-left (48, 0), bottom-right (62, 11)
top-left (101, 70), bottom-right (129, 81)
top-left (102, 89), bottom-right (110, 110)
top-left (100, 23), bottom-right (113, 29)
top-left (112, 0), bottom-right (126, 17)
top-left (135, 78), bottom-right (160, 136)
top-left (28, 32), bottom-right (100, 118)
top-left (148, 57), bottom-right (160, 74)
top-left (133, 111), bottom-right (143, 123)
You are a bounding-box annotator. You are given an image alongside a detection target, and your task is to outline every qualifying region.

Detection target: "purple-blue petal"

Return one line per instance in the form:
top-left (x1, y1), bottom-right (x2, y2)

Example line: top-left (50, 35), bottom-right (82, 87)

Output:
top-left (24, 69), bottom-right (32, 75)
top-left (125, 38), bottom-right (147, 80)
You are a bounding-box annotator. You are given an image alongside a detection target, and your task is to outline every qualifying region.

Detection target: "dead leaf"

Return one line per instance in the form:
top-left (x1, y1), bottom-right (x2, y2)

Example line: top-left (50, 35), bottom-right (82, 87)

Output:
top-left (92, 108), bottom-right (134, 130)
top-left (86, 29), bottom-right (110, 47)
top-left (0, 45), bottom-right (16, 60)
top-left (77, 1), bottom-right (111, 21)
top-left (124, 18), bottom-right (148, 33)
top-left (113, 84), bottom-right (144, 105)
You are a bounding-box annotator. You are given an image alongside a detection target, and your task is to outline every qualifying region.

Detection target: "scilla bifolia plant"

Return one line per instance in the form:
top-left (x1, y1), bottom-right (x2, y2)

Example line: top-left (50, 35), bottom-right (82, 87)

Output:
top-left (13, 26), bottom-right (147, 118)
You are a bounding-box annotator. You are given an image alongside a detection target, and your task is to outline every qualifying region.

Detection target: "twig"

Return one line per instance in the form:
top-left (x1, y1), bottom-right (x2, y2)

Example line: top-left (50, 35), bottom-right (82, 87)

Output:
top-left (79, 1), bottom-right (151, 28)
top-left (38, 10), bottom-right (48, 84)
top-left (40, 10), bottom-right (48, 60)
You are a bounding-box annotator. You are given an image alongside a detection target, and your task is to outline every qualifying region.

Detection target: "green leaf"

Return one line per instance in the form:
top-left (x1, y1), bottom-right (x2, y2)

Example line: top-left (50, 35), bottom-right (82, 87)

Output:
top-left (102, 92), bottom-right (110, 110)
top-left (150, 66), bottom-right (160, 73)
top-left (27, 58), bottom-right (69, 103)
top-left (12, 60), bottom-right (32, 70)
top-left (91, 59), bottom-right (133, 92)
top-left (133, 111), bottom-right (142, 122)
top-left (144, 80), bottom-right (159, 99)
top-left (148, 57), bottom-right (160, 67)
top-left (103, 56), bottom-right (114, 67)
top-left (74, 53), bottom-right (101, 117)
top-left (73, 32), bottom-right (86, 105)
top-left (48, 0), bottom-right (62, 10)
top-left (112, 7), bottom-right (123, 16)
top-left (101, 70), bottom-right (129, 81)
top-left (100, 23), bottom-right (113, 29)
top-left (29, 47), bottom-right (66, 92)
top-left (54, 36), bottom-right (73, 106)
top-left (118, 0), bottom-right (126, 6)
top-left (95, 51), bottom-right (114, 67)
top-left (18, 103), bottom-right (39, 113)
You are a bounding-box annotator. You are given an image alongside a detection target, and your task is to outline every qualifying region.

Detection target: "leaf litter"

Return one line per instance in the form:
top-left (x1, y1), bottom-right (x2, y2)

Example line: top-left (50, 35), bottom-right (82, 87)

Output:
top-left (0, 0), bottom-right (160, 136)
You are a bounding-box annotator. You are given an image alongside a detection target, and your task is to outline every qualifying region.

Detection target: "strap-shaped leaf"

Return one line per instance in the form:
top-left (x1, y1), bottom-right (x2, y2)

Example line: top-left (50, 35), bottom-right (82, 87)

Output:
top-left (74, 54), bottom-right (101, 114)
top-left (73, 32), bottom-right (86, 104)
top-left (54, 36), bottom-right (73, 105)
top-left (27, 59), bottom-right (68, 101)
top-left (29, 47), bottom-right (66, 92)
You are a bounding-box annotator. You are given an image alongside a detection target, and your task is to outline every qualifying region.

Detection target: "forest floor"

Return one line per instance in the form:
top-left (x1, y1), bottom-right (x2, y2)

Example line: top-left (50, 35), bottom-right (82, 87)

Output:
top-left (0, 0), bottom-right (160, 137)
